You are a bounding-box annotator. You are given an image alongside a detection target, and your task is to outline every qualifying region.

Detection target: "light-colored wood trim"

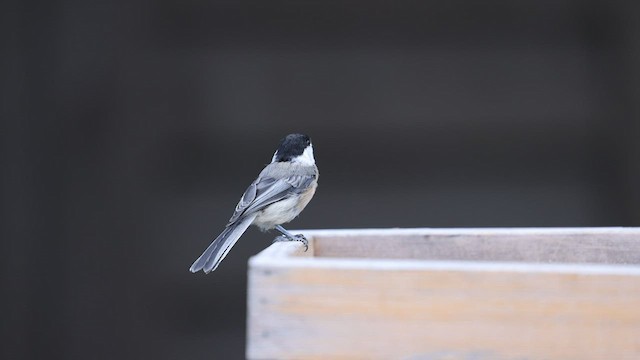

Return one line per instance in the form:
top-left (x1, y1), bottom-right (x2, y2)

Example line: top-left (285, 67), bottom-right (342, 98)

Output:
top-left (309, 227), bottom-right (640, 264)
top-left (247, 227), bottom-right (640, 360)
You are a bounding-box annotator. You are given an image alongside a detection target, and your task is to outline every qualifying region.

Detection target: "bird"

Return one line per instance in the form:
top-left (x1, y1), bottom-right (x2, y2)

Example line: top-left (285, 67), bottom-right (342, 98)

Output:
top-left (189, 133), bottom-right (319, 274)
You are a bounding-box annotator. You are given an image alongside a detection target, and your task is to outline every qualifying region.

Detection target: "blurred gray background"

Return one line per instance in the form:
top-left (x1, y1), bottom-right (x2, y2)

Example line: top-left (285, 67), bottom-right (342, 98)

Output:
top-left (2, 0), bottom-right (640, 359)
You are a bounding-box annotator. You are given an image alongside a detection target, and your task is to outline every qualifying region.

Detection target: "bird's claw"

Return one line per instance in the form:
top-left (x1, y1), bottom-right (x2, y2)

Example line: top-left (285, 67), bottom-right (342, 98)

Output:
top-left (295, 234), bottom-right (309, 252)
top-left (272, 234), bottom-right (308, 252)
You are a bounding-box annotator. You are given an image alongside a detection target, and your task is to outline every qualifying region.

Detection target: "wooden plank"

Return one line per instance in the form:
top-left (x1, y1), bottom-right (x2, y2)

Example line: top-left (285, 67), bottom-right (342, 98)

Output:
top-left (247, 228), bottom-right (640, 360)
top-left (310, 227), bottom-right (640, 264)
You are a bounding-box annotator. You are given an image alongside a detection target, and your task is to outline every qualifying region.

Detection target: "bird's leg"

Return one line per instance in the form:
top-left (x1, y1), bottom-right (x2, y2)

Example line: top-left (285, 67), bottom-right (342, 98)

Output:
top-left (273, 225), bottom-right (308, 251)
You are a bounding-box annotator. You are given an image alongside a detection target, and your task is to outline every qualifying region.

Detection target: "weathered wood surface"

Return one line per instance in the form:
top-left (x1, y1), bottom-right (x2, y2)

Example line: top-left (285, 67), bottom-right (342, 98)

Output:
top-left (312, 227), bottom-right (640, 264)
top-left (247, 228), bottom-right (640, 360)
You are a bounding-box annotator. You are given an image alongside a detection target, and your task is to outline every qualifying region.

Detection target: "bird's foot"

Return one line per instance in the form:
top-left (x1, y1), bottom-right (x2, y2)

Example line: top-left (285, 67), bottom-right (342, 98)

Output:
top-left (272, 234), bottom-right (308, 252)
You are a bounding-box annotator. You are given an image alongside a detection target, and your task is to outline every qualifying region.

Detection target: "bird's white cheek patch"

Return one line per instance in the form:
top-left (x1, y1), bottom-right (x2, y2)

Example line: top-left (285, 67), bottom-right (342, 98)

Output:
top-left (295, 145), bottom-right (315, 166)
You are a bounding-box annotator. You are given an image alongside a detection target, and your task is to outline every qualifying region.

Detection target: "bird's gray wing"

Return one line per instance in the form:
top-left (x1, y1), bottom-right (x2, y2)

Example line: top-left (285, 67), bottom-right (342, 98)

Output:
top-left (227, 174), bottom-right (314, 225)
top-left (190, 173), bottom-right (314, 273)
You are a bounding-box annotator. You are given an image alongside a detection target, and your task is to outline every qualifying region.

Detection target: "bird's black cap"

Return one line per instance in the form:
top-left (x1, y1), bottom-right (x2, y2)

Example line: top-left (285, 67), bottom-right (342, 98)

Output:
top-left (273, 133), bottom-right (311, 162)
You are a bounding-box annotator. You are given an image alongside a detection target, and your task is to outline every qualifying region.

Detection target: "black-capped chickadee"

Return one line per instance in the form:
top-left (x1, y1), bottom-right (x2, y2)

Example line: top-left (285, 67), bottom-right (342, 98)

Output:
top-left (190, 133), bottom-right (319, 274)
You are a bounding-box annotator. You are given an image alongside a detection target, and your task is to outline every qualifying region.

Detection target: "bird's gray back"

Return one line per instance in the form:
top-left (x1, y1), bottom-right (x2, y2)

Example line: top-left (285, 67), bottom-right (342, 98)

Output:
top-left (226, 162), bottom-right (318, 225)
top-left (259, 162), bottom-right (318, 179)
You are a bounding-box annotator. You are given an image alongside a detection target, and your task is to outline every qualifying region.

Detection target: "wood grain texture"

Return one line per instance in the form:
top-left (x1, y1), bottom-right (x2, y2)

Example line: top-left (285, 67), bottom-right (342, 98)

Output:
top-left (312, 227), bottom-right (640, 264)
top-left (247, 228), bottom-right (640, 360)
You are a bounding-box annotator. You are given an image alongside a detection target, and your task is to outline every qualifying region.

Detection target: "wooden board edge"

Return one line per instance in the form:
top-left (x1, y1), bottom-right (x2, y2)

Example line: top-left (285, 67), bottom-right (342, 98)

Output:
top-left (291, 226), bottom-right (640, 238)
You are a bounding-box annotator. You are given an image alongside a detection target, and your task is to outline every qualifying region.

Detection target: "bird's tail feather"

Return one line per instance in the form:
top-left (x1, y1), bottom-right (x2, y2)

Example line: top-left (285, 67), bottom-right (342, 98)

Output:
top-left (189, 214), bottom-right (256, 273)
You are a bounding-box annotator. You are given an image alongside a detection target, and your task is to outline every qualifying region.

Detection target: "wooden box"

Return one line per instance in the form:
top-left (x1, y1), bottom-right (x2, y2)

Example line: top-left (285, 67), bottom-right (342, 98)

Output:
top-left (247, 228), bottom-right (640, 360)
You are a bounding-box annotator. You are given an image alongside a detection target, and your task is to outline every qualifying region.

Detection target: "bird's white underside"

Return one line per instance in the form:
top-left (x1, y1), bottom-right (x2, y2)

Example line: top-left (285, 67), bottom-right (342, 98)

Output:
top-left (253, 196), bottom-right (302, 230)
